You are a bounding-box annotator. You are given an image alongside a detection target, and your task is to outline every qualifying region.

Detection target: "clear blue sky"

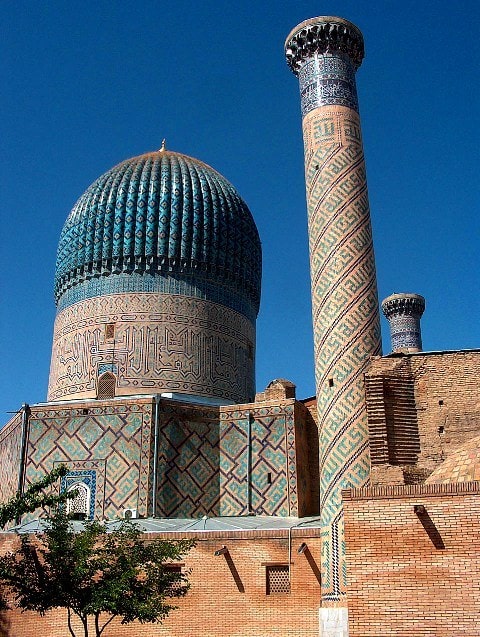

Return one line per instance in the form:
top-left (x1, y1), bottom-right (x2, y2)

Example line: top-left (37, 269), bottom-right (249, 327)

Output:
top-left (1, 1), bottom-right (479, 419)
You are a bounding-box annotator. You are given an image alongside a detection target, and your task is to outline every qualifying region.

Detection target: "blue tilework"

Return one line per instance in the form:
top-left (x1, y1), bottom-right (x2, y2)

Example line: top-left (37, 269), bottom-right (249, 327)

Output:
top-left (61, 470), bottom-right (97, 520)
top-left (298, 52), bottom-right (358, 116)
top-left (56, 272), bottom-right (256, 323)
top-left (155, 403), bottom-right (297, 518)
top-left (28, 403), bottom-right (152, 519)
top-left (54, 151), bottom-right (262, 315)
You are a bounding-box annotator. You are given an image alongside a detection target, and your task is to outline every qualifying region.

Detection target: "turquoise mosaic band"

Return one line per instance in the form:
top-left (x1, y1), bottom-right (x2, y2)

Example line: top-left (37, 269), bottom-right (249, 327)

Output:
top-left (57, 272), bottom-right (257, 323)
top-left (298, 53), bottom-right (358, 116)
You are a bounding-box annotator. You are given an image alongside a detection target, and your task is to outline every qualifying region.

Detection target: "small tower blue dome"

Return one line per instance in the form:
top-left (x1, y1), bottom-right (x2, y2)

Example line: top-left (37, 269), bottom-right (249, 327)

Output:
top-left (54, 148), bottom-right (262, 315)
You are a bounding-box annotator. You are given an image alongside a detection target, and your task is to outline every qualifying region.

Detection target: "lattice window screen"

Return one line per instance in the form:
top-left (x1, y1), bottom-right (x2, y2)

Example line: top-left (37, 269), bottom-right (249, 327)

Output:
top-left (164, 565), bottom-right (183, 591)
top-left (97, 372), bottom-right (116, 399)
top-left (66, 482), bottom-right (90, 518)
top-left (266, 565), bottom-right (290, 594)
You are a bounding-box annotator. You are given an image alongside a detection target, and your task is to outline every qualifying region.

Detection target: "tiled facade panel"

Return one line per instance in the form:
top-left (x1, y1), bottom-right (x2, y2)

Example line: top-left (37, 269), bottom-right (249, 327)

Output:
top-left (24, 400), bottom-right (153, 518)
top-left (155, 400), bottom-right (307, 518)
top-left (222, 402), bottom-right (298, 517)
top-left (0, 530), bottom-right (322, 637)
top-left (343, 483), bottom-right (480, 637)
top-left (0, 412), bottom-right (23, 503)
top-left (6, 396), bottom-right (311, 524)
top-left (48, 292), bottom-right (255, 404)
top-left (155, 402), bottom-right (223, 518)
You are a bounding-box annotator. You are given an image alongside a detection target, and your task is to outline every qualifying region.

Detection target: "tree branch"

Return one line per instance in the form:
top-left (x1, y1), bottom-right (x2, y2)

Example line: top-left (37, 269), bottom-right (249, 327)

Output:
top-left (67, 607), bottom-right (77, 637)
top-left (98, 613), bottom-right (117, 635)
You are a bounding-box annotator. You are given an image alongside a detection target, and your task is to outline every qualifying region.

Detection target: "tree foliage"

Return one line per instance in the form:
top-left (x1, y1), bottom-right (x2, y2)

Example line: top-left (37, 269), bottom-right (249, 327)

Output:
top-left (0, 465), bottom-right (70, 529)
top-left (0, 508), bottom-right (195, 637)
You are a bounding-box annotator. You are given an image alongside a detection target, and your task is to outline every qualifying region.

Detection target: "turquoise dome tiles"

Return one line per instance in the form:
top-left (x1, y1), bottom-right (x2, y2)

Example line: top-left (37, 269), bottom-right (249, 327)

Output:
top-left (54, 150), bottom-right (262, 316)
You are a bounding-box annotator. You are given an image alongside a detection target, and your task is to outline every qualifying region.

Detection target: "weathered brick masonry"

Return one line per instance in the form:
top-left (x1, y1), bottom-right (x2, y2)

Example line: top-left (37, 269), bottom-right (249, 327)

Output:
top-left (366, 350), bottom-right (480, 484)
top-left (343, 482), bottom-right (480, 637)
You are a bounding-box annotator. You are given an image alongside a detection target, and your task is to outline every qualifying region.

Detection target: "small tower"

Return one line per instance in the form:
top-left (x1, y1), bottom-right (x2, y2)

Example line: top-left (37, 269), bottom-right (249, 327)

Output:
top-left (382, 293), bottom-right (426, 353)
top-left (285, 16), bottom-right (382, 626)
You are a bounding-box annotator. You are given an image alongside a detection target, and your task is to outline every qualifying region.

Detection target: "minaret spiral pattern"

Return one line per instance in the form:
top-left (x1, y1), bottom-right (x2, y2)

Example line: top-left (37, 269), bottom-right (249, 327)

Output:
top-left (285, 17), bottom-right (381, 604)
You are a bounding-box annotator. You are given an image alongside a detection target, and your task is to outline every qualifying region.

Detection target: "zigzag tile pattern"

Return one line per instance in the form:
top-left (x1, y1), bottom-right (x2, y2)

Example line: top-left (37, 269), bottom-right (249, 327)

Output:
top-left (155, 402), bottom-right (298, 518)
top-left (24, 401), bottom-right (152, 518)
top-left (302, 103), bottom-right (381, 601)
top-left (0, 412), bottom-right (23, 502)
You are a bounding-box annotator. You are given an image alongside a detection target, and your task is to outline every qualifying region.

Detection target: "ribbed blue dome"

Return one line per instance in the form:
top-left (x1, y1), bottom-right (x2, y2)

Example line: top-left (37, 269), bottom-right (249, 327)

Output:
top-left (54, 149), bottom-right (261, 313)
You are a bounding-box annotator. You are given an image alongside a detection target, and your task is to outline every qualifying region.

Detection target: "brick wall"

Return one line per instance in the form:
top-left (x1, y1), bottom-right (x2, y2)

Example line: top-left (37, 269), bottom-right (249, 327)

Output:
top-left (343, 482), bottom-right (480, 636)
top-left (366, 350), bottom-right (480, 484)
top-left (0, 529), bottom-right (322, 637)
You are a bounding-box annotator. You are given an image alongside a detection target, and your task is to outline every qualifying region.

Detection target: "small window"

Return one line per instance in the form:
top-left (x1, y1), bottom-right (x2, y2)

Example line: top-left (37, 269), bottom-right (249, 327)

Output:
top-left (328, 378), bottom-right (334, 388)
top-left (163, 565), bottom-right (183, 592)
top-left (105, 323), bottom-right (115, 340)
top-left (266, 565), bottom-right (290, 595)
top-left (97, 372), bottom-right (116, 399)
top-left (66, 482), bottom-right (91, 519)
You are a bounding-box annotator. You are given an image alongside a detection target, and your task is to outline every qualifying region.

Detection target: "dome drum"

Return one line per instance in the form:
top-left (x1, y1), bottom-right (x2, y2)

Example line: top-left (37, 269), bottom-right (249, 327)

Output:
top-left (48, 291), bottom-right (256, 404)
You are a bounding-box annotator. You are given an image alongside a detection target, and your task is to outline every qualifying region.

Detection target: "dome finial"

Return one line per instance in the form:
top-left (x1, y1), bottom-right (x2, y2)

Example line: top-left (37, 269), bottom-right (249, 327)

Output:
top-left (160, 139), bottom-right (167, 152)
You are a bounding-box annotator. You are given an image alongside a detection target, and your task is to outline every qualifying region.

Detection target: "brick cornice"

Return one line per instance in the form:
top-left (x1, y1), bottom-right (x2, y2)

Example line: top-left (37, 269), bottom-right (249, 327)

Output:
top-left (342, 480), bottom-right (480, 501)
top-left (140, 527), bottom-right (322, 541)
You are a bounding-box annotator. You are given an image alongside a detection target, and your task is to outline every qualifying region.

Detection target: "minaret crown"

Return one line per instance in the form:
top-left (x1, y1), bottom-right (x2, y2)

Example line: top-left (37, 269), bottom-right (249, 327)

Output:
top-left (382, 293), bottom-right (426, 353)
top-left (381, 293), bottom-right (426, 320)
top-left (285, 16), bottom-right (364, 75)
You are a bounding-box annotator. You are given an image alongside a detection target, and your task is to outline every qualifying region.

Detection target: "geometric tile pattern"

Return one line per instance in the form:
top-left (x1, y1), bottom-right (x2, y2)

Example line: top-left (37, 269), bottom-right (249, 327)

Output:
top-left (54, 150), bottom-right (261, 315)
top-left (304, 101), bottom-right (381, 601)
top-left (48, 292), bottom-right (255, 404)
top-left (24, 400), bottom-right (153, 519)
top-left (155, 401), bottom-right (299, 518)
top-left (155, 402), bottom-right (223, 518)
top-left (287, 25), bottom-right (382, 602)
top-left (0, 411), bottom-right (23, 503)
top-left (221, 403), bottom-right (298, 517)
top-left (425, 435), bottom-right (480, 484)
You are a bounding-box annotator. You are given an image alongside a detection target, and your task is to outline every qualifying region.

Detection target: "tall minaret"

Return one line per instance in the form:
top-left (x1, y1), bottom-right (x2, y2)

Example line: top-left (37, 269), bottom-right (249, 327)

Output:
top-left (285, 16), bottom-right (382, 627)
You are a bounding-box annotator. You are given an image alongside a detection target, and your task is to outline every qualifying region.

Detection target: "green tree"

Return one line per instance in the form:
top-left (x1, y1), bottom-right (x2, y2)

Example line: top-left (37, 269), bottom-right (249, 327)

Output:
top-left (0, 508), bottom-right (195, 637)
top-left (0, 465), bottom-right (71, 529)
